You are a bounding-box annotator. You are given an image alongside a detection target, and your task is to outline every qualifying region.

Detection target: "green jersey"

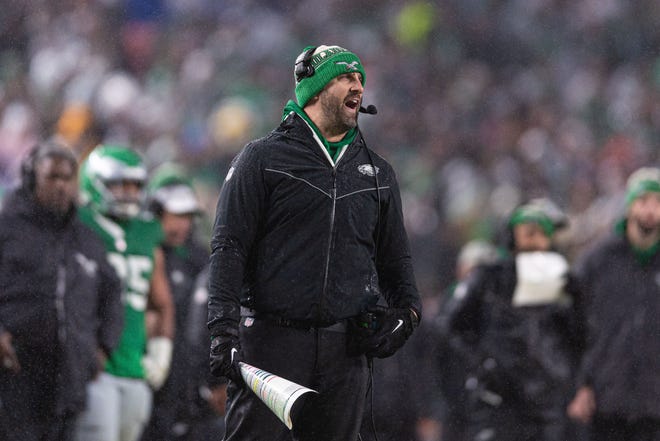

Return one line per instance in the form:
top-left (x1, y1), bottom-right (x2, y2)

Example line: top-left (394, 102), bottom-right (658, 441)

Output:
top-left (79, 206), bottom-right (164, 379)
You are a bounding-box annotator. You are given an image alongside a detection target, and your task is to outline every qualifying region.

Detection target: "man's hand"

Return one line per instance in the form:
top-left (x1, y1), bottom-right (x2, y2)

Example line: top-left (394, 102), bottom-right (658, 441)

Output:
top-left (210, 328), bottom-right (242, 383)
top-left (365, 308), bottom-right (418, 359)
top-left (142, 337), bottom-right (173, 390)
top-left (0, 331), bottom-right (20, 373)
top-left (567, 385), bottom-right (596, 424)
top-left (95, 348), bottom-right (108, 378)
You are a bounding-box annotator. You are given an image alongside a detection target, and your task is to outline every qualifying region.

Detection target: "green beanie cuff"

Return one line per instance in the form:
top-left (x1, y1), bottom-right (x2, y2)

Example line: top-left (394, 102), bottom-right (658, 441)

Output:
top-left (625, 180), bottom-right (660, 206)
top-left (294, 46), bottom-right (366, 108)
top-left (509, 206), bottom-right (555, 237)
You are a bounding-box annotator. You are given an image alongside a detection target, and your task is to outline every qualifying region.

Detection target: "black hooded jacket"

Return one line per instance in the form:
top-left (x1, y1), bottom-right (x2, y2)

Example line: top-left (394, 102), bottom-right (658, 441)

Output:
top-left (575, 232), bottom-right (660, 419)
top-left (445, 256), bottom-right (584, 416)
top-left (0, 188), bottom-right (123, 414)
top-left (208, 112), bottom-right (420, 335)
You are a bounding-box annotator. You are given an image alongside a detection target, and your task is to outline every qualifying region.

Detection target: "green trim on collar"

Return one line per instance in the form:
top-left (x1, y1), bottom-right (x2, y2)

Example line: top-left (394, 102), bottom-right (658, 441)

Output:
top-left (615, 218), bottom-right (660, 265)
top-left (283, 100), bottom-right (356, 161)
top-left (173, 245), bottom-right (189, 259)
top-left (633, 241), bottom-right (659, 265)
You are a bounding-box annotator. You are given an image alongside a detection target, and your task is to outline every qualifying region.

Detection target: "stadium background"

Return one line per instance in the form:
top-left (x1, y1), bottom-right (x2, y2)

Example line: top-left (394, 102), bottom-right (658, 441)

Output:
top-left (1, 0), bottom-right (659, 296)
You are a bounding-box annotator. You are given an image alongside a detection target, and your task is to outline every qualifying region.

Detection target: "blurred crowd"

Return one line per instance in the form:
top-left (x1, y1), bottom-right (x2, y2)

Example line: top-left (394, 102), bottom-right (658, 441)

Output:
top-left (1, 0), bottom-right (659, 293)
top-left (1, 1), bottom-right (660, 439)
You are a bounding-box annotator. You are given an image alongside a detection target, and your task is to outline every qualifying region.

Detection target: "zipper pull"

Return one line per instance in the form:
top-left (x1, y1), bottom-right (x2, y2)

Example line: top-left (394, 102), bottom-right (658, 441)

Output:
top-left (331, 170), bottom-right (337, 198)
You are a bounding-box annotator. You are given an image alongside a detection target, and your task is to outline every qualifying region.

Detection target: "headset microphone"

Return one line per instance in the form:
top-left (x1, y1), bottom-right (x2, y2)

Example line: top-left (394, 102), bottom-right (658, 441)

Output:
top-left (359, 104), bottom-right (378, 115)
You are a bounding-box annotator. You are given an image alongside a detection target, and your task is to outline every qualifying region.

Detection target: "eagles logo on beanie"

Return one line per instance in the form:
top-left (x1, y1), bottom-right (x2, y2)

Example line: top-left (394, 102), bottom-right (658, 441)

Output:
top-left (294, 45), bottom-right (366, 108)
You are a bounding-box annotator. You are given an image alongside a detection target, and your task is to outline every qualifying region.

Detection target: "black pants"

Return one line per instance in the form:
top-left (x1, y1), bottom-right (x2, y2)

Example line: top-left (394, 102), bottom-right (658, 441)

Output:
top-left (0, 347), bottom-right (75, 441)
top-left (592, 415), bottom-right (660, 441)
top-left (223, 318), bottom-right (369, 441)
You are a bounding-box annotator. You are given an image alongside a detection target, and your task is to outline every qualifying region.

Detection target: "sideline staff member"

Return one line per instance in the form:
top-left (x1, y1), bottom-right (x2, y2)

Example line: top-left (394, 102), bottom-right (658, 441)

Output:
top-left (568, 166), bottom-right (660, 440)
top-left (208, 45), bottom-right (421, 441)
top-left (0, 142), bottom-right (123, 441)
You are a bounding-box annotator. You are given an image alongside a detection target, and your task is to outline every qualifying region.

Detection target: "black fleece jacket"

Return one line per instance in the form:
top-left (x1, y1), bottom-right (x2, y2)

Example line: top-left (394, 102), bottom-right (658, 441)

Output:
top-left (575, 233), bottom-right (660, 419)
top-left (0, 188), bottom-right (123, 413)
top-left (208, 112), bottom-right (420, 335)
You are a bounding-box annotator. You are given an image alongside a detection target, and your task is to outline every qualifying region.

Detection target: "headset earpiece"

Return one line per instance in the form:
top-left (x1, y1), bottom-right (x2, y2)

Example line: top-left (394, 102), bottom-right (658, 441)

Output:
top-left (149, 199), bottom-right (164, 218)
top-left (294, 46), bottom-right (316, 82)
top-left (20, 141), bottom-right (77, 192)
top-left (20, 145), bottom-right (41, 191)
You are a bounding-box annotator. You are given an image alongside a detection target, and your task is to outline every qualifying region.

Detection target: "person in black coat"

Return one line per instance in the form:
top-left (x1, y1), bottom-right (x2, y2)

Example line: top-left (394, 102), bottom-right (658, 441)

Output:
top-left (446, 198), bottom-right (584, 441)
top-left (433, 240), bottom-right (500, 441)
top-left (567, 166), bottom-right (660, 441)
top-left (207, 45), bottom-right (421, 441)
top-left (141, 167), bottom-right (226, 441)
top-left (0, 141), bottom-right (123, 441)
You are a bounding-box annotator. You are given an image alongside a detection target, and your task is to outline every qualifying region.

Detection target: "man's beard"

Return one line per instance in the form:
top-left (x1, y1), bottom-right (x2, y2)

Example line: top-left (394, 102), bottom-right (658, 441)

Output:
top-left (632, 217), bottom-right (660, 238)
top-left (42, 201), bottom-right (73, 223)
top-left (36, 193), bottom-right (73, 221)
top-left (319, 93), bottom-right (358, 138)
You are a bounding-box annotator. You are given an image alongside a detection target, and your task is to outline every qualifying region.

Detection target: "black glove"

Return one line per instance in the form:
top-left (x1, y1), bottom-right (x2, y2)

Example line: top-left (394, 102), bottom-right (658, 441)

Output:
top-left (364, 307), bottom-right (418, 359)
top-left (209, 327), bottom-right (242, 383)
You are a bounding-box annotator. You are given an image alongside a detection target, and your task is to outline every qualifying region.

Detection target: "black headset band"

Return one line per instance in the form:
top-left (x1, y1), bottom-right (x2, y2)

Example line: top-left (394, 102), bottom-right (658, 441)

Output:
top-left (294, 46), bottom-right (316, 82)
top-left (21, 141), bottom-right (77, 191)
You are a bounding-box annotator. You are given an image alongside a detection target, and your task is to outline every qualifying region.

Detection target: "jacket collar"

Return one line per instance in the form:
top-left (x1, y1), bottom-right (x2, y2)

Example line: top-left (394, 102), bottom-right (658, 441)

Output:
top-left (280, 100), bottom-right (363, 166)
top-left (3, 187), bottom-right (76, 229)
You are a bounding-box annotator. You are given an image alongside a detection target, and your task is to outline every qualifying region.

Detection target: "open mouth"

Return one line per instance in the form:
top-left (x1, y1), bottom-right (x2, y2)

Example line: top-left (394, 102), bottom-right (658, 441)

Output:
top-left (345, 97), bottom-right (360, 111)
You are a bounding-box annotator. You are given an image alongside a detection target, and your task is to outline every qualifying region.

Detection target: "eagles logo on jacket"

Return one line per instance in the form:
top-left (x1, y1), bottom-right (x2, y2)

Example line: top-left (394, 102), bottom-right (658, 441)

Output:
top-left (208, 111), bottom-right (420, 334)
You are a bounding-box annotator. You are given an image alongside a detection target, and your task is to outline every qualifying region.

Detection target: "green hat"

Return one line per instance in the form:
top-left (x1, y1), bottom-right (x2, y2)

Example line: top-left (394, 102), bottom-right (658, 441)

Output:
top-left (294, 45), bottom-right (366, 108)
top-left (625, 167), bottom-right (660, 207)
top-left (509, 198), bottom-right (567, 238)
top-left (147, 163), bottom-right (201, 215)
top-left (147, 163), bottom-right (192, 193)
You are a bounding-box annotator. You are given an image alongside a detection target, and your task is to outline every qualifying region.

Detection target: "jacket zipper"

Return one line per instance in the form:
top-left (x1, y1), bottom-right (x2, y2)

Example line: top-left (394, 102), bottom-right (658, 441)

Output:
top-left (319, 168), bottom-right (338, 321)
top-left (55, 263), bottom-right (67, 344)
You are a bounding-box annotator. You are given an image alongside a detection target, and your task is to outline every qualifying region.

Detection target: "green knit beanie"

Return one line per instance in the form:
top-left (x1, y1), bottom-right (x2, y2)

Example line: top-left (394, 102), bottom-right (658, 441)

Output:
top-left (294, 45), bottom-right (366, 108)
top-left (509, 198), bottom-right (567, 238)
top-left (625, 167), bottom-right (660, 207)
top-left (509, 205), bottom-right (556, 237)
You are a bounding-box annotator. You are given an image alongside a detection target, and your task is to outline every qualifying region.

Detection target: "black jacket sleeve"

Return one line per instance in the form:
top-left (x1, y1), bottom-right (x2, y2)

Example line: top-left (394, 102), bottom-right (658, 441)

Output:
top-left (570, 245), bottom-right (599, 387)
top-left (443, 264), bottom-right (491, 364)
top-left (95, 240), bottom-right (124, 356)
top-left (375, 168), bottom-right (422, 317)
top-left (207, 143), bottom-right (268, 336)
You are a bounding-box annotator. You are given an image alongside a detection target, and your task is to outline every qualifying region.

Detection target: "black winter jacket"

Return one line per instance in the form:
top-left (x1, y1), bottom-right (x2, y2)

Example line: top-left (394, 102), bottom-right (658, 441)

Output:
top-left (208, 112), bottom-right (420, 335)
top-left (575, 233), bottom-right (660, 419)
top-left (0, 189), bottom-right (123, 413)
top-left (157, 239), bottom-right (212, 404)
top-left (446, 257), bottom-right (583, 415)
